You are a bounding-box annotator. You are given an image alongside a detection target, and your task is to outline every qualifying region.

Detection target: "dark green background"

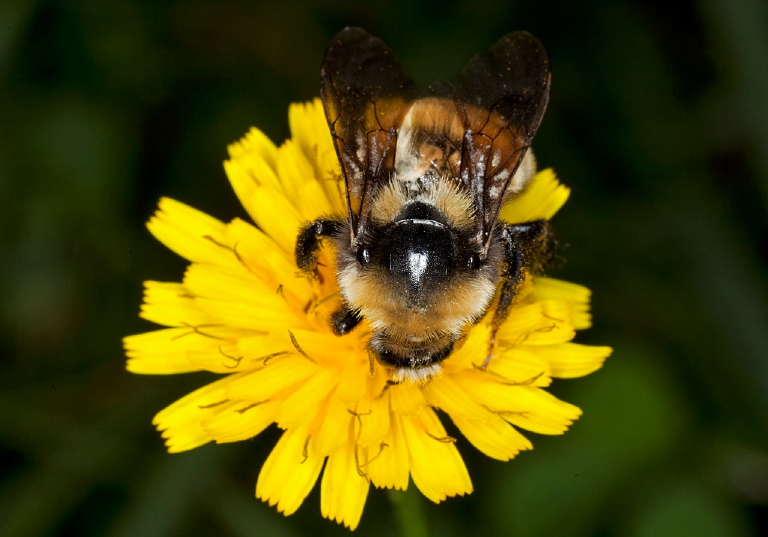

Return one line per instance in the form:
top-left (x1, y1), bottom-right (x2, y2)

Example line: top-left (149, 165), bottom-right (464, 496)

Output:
top-left (2, 0), bottom-right (767, 535)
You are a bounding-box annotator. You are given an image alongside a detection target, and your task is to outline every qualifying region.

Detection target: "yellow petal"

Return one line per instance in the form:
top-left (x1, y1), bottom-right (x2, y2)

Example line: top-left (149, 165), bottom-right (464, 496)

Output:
top-left (225, 152), bottom-right (278, 223)
top-left (497, 301), bottom-right (576, 345)
top-left (270, 328), bottom-right (356, 367)
top-left (256, 426), bottom-right (324, 516)
top-left (289, 99), bottom-right (347, 219)
top-left (422, 374), bottom-right (491, 418)
top-left (275, 367), bottom-right (338, 429)
top-left (147, 198), bottom-right (231, 265)
top-left (366, 412), bottom-right (409, 490)
top-left (225, 218), bottom-right (312, 300)
top-left (530, 277), bottom-right (593, 329)
top-left (139, 281), bottom-right (211, 327)
top-left (124, 328), bottom-right (204, 374)
top-left (203, 400), bottom-right (278, 443)
top-left (244, 186), bottom-right (303, 254)
top-left (225, 355), bottom-right (319, 402)
top-left (485, 348), bottom-right (553, 388)
top-left (320, 426), bottom-right (369, 530)
top-left (389, 383), bottom-right (427, 417)
top-left (193, 296), bottom-right (304, 332)
top-left (524, 342), bottom-right (612, 378)
top-left (275, 140), bottom-right (317, 204)
top-left (499, 387), bottom-right (583, 435)
top-left (313, 395), bottom-right (354, 456)
top-left (450, 373), bottom-right (581, 435)
top-left (289, 100), bottom-right (338, 189)
top-left (187, 344), bottom-right (250, 374)
top-left (335, 356), bottom-right (370, 405)
top-left (235, 333), bottom-right (294, 361)
top-left (183, 263), bottom-right (285, 310)
top-left (297, 179), bottom-right (334, 223)
top-left (354, 381), bottom-right (391, 448)
top-left (125, 325), bottom-right (258, 374)
top-left (187, 333), bottom-right (295, 373)
top-left (227, 126), bottom-right (278, 167)
top-left (451, 414), bottom-right (532, 461)
top-left (499, 168), bottom-right (570, 223)
top-left (153, 374), bottom-right (245, 453)
top-left (403, 408), bottom-right (472, 502)
top-left (225, 125), bottom-right (283, 225)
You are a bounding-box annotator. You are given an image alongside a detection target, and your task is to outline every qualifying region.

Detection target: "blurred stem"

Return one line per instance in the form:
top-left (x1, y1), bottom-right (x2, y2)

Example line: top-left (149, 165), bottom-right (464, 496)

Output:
top-left (388, 487), bottom-right (429, 537)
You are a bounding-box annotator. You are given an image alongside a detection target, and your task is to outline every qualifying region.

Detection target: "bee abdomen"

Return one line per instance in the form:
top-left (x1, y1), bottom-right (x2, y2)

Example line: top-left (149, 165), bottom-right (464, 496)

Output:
top-left (371, 334), bottom-right (455, 370)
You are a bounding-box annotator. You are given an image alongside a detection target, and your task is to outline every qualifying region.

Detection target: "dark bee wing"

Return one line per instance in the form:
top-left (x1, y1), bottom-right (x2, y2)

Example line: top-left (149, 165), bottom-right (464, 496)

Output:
top-left (320, 27), bottom-right (418, 240)
top-left (454, 31), bottom-right (551, 252)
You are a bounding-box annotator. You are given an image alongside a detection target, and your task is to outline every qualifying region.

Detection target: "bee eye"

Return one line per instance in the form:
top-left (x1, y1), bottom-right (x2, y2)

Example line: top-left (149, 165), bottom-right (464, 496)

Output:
top-left (466, 253), bottom-right (481, 271)
top-left (356, 245), bottom-right (370, 266)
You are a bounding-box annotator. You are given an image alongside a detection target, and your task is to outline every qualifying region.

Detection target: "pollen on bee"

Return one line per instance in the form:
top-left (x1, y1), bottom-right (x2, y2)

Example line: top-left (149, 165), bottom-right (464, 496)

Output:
top-left (391, 363), bottom-right (443, 384)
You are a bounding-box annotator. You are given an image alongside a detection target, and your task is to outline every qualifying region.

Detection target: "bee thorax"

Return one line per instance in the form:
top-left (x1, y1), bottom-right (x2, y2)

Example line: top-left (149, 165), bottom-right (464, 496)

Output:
top-left (383, 202), bottom-right (455, 308)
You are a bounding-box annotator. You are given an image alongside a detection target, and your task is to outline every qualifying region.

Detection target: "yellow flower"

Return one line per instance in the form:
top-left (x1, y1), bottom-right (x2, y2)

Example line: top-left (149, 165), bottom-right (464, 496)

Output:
top-left (124, 99), bottom-right (611, 530)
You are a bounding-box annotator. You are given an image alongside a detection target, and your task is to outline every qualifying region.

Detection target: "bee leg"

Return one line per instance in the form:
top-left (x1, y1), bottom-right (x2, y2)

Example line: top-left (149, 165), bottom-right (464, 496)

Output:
top-left (330, 304), bottom-right (363, 336)
top-left (295, 218), bottom-right (362, 337)
top-left (481, 219), bottom-right (553, 370)
top-left (295, 218), bottom-right (344, 273)
top-left (506, 219), bottom-right (556, 275)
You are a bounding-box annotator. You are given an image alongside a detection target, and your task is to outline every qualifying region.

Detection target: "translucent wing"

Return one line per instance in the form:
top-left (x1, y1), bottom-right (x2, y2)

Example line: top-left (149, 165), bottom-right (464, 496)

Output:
top-left (453, 31), bottom-right (551, 251)
top-left (320, 27), bottom-right (418, 240)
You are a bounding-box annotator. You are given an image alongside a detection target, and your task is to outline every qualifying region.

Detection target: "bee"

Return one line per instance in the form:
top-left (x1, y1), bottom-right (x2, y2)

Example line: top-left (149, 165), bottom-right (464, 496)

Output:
top-left (296, 27), bottom-right (554, 382)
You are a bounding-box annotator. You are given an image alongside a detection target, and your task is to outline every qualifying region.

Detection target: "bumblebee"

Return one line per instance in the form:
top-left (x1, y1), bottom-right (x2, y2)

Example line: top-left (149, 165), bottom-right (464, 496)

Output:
top-left (296, 27), bottom-right (554, 382)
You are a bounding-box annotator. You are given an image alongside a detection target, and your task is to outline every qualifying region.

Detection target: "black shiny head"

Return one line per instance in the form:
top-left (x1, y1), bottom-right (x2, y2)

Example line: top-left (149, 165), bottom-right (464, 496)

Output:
top-left (378, 201), bottom-right (456, 308)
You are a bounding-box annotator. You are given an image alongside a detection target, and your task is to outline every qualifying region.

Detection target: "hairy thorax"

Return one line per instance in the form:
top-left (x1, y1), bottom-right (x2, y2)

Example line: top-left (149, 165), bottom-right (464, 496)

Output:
top-left (333, 175), bottom-right (505, 349)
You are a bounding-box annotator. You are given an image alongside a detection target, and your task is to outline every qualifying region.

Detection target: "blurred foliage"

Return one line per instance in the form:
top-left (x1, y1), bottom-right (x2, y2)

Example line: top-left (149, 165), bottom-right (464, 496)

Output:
top-left (1, 0), bottom-right (767, 535)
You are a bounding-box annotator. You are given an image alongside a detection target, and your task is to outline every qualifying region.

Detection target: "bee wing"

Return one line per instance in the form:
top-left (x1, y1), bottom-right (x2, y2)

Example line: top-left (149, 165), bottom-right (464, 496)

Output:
top-left (454, 31), bottom-right (551, 252)
top-left (320, 27), bottom-right (418, 240)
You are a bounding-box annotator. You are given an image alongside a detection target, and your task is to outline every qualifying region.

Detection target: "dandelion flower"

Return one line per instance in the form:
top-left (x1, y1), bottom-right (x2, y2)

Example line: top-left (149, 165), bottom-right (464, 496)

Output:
top-left (124, 99), bottom-right (611, 530)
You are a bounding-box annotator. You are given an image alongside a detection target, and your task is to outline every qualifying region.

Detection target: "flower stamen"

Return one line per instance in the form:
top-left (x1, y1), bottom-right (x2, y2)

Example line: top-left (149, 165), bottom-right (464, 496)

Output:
top-left (198, 399), bottom-right (229, 409)
top-left (427, 432), bottom-right (457, 444)
top-left (236, 400), bottom-right (268, 414)
top-left (218, 347), bottom-right (243, 369)
top-left (354, 446), bottom-right (370, 480)
top-left (288, 330), bottom-right (317, 363)
top-left (311, 292), bottom-right (342, 311)
top-left (254, 351), bottom-right (290, 365)
top-left (173, 322), bottom-right (227, 340)
top-left (347, 408), bottom-right (372, 438)
top-left (376, 380), bottom-right (400, 400)
top-left (365, 442), bottom-right (389, 467)
top-left (202, 234), bottom-right (231, 251)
